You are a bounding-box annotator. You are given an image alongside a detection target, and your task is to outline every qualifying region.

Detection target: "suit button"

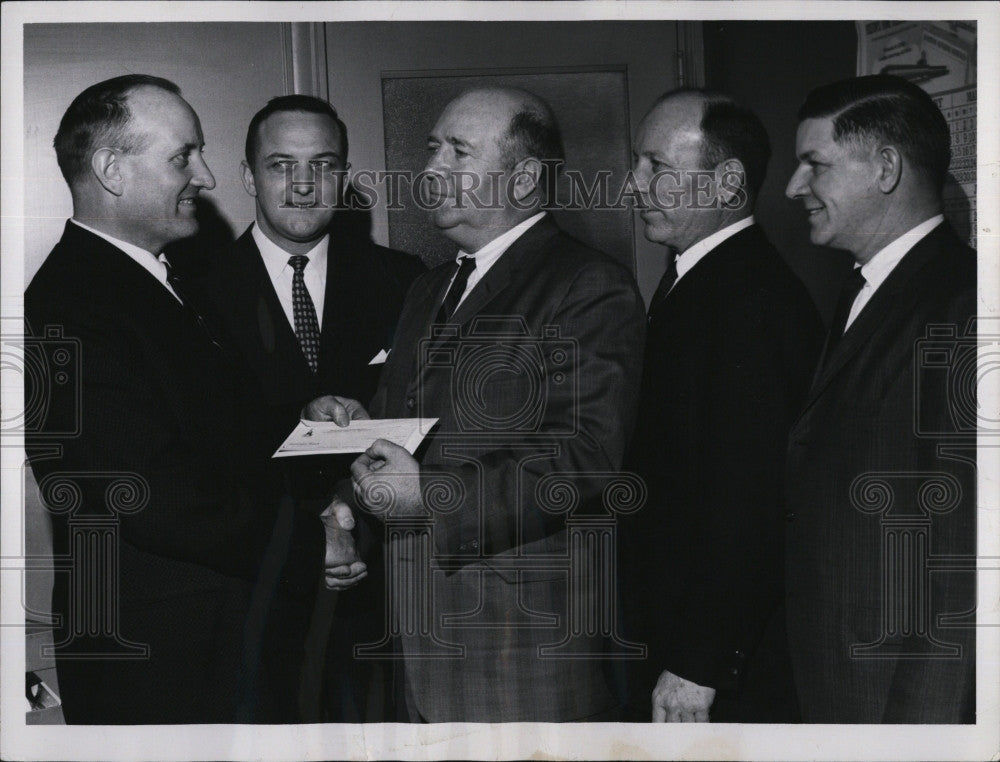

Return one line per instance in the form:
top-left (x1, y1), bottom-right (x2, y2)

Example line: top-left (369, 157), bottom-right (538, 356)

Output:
top-left (458, 543), bottom-right (467, 552)
top-left (470, 539), bottom-right (479, 550)
top-left (785, 511), bottom-right (796, 522)
top-left (406, 397), bottom-right (416, 410)
top-left (734, 650), bottom-right (744, 659)
top-left (730, 667), bottom-right (740, 676)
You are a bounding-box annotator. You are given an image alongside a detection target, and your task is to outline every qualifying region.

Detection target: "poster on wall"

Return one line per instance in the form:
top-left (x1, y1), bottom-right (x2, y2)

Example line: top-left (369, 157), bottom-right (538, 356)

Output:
top-left (856, 21), bottom-right (977, 245)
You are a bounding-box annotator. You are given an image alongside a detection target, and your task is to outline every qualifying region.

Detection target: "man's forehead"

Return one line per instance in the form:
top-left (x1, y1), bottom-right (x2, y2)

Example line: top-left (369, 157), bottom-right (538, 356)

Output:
top-left (258, 111), bottom-right (342, 149)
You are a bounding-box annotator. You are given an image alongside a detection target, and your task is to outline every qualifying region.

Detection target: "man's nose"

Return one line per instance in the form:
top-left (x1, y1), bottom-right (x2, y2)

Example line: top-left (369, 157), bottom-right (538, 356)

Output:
top-left (192, 154), bottom-right (216, 191)
top-left (785, 166), bottom-right (807, 199)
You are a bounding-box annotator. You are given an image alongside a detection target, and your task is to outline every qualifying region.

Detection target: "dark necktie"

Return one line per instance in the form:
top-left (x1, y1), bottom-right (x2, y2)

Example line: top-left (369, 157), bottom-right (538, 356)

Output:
top-left (437, 256), bottom-right (476, 323)
top-left (823, 266), bottom-right (867, 365)
top-left (647, 254), bottom-right (678, 321)
top-left (288, 255), bottom-right (321, 373)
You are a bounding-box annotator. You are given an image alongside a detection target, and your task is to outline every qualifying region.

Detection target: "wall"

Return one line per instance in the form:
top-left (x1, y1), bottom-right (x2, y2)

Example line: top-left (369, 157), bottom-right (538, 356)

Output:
top-left (23, 23), bottom-right (293, 285)
top-left (324, 21), bottom-right (700, 304)
top-left (703, 21), bottom-right (859, 323)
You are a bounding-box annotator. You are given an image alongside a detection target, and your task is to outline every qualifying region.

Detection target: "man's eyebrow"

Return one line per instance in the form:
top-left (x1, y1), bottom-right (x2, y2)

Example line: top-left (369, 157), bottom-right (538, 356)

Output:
top-left (173, 141), bottom-right (201, 154)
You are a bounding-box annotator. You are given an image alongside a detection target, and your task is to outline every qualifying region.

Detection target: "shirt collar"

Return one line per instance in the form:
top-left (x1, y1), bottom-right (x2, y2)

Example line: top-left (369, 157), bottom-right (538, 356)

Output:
top-left (858, 215), bottom-right (945, 289)
top-left (252, 223), bottom-right (329, 279)
top-left (675, 216), bottom-right (755, 281)
top-left (457, 212), bottom-right (546, 265)
top-left (70, 218), bottom-right (160, 262)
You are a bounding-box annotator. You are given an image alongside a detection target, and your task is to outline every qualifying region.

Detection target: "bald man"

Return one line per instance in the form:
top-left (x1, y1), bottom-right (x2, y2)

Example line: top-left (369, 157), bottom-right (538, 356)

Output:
top-left (340, 88), bottom-right (646, 721)
top-left (622, 89), bottom-right (822, 722)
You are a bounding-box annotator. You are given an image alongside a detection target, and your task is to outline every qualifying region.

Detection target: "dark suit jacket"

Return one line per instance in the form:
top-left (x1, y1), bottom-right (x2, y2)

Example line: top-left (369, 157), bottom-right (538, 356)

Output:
top-left (194, 224), bottom-right (425, 453)
top-left (623, 224), bottom-right (823, 721)
top-left (24, 221), bottom-right (325, 724)
top-left (368, 215), bottom-right (647, 721)
top-left (191, 222), bottom-right (424, 720)
top-left (785, 222), bottom-right (976, 723)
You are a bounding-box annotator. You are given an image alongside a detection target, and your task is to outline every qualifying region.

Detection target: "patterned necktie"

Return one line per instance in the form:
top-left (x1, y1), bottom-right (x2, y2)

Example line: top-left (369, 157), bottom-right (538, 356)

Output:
top-left (437, 256), bottom-right (477, 323)
top-left (823, 266), bottom-right (867, 366)
top-left (647, 254), bottom-right (678, 321)
top-left (288, 255), bottom-right (321, 373)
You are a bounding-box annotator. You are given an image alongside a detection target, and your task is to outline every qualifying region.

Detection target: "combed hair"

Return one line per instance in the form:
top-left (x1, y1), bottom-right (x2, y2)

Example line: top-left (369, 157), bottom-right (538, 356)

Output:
top-left (244, 94), bottom-right (348, 167)
top-left (54, 74), bottom-right (180, 184)
top-left (499, 99), bottom-right (565, 198)
top-left (797, 75), bottom-right (951, 190)
top-left (653, 88), bottom-right (771, 202)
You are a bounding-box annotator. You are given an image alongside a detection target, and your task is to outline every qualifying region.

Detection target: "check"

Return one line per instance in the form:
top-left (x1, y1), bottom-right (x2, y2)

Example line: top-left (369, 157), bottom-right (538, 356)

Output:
top-left (272, 418), bottom-right (438, 458)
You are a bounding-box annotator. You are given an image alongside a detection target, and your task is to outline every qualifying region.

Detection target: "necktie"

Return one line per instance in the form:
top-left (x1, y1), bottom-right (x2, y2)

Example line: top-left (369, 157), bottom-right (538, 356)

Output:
top-left (647, 254), bottom-right (678, 321)
top-left (288, 255), bottom-right (321, 373)
top-left (162, 258), bottom-right (227, 351)
top-left (437, 256), bottom-right (477, 323)
top-left (823, 266), bottom-right (867, 365)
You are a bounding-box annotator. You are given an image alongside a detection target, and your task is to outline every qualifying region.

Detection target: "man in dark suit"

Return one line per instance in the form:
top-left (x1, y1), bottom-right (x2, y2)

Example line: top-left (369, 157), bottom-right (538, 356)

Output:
top-left (24, 75), bottom-right (350, 723)
top-left (784, 75), bottom-right (976, 723)
top-left (339, 87), bottom-right (646, 721)
top-left (622, 89), bottom-right (823, 723)
top-left (192, 95), bottom-right (424, 720)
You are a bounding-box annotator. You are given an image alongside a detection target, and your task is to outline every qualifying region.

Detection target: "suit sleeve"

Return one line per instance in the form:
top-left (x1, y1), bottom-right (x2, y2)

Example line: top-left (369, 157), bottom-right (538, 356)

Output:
top-left (25, 305), bottom-right (322, 584)
top-left (662, 285), bottom-right (822, 691)
top-left (426, 260), bottom-right (647, 559)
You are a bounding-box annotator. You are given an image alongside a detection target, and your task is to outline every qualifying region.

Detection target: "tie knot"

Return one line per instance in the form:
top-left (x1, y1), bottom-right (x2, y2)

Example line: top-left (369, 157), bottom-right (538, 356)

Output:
top-left (845, 266), bottom-right (867, 294)
top-left (456, 256), bottom-right (476, 275)
top-left (288, 255), bottom-right (309, 273)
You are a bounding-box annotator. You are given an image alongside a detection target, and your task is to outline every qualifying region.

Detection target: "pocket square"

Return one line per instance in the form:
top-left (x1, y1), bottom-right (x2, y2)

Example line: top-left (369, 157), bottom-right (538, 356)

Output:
top-left (368, 348), bottom-right (390, 365)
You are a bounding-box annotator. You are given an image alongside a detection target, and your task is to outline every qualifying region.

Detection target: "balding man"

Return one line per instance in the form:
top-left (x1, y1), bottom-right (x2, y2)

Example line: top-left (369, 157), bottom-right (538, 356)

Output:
top-left (24, 75), bottom-right (338, 723)
top-left (622, 89), bottom-right (822, 723)
top-left (341, 88), bottom-right (646, 721)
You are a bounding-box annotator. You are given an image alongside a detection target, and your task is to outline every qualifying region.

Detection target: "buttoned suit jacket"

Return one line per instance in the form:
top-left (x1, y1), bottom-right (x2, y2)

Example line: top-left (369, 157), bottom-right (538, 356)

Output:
top-left (785, 222), bottom-right (976, 723)
top-left (623, 224), bottom-right (823, 721)
top-left (191, 222), bottom-right (424, 720)
top-left (367, 215), bottom-right (647, 722)
top-left (24, 222), bottom-right (325, 723)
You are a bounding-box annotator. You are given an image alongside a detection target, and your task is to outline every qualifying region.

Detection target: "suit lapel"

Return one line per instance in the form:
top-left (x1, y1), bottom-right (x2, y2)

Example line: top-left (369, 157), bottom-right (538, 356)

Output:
top-left (410, 216), bottom-right (559, 382)
top-left (795, 224), bottom-right (952, 421)
top-left (448, 215), bottom-right (559, 331)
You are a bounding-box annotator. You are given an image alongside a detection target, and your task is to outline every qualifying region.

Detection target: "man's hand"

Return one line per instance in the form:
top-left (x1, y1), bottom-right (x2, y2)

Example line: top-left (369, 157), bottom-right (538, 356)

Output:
top-left (652, 670), bottom-right (716, 722)
top-left (350, 438), bottom-right (423, 517)
top-left (320, 499), bottom-right (366, 590)
top-left (301, 395), bottom-right (371, 425)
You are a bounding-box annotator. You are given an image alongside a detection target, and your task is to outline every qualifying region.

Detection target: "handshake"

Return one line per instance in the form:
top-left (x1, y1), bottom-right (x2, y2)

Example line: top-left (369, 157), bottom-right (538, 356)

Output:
top-left (304, 395), bottom-right (426, 591)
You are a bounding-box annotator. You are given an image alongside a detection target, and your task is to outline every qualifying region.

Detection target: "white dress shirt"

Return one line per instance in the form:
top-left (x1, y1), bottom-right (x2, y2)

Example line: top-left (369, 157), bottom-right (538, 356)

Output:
top-left (252, 224), bottom-right (329, 330)
top-left (447, 212), bottom-right (547, 311)
top-left (843, 214), bottom-right (945, 332)
top-left (71, 218), bottom-right (182, 303)
top-left (674, 215), bottom-right (756, 285)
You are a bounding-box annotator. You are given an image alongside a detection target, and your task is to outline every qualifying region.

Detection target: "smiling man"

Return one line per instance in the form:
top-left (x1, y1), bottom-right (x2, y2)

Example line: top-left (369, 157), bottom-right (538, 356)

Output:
top-left (191, 95), bottom-right (424, 720)
top-left (621, 88), bottom-right (822, 724)
top-left (784, 75), bottom-right (976, 723)
top-left (24, 75), bottom-right (332, 723)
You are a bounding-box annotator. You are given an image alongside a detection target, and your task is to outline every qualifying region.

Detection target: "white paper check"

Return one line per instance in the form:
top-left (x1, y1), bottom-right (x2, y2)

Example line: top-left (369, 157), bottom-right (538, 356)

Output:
top-left (272, 418), bottom-right (438, 458)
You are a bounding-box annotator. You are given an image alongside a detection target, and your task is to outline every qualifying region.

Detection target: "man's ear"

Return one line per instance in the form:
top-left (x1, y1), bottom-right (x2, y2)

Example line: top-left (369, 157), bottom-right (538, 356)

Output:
top-left (876, 145), bottom-right (903, 193)
top-left (91, 148), bottom-right (124, 196)
top-left (716, 158), bottom-right (748, 209)
top-left (510, 156), bottom-right (542, 203)
top-left (241, 160), bottom-right (258, 197)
